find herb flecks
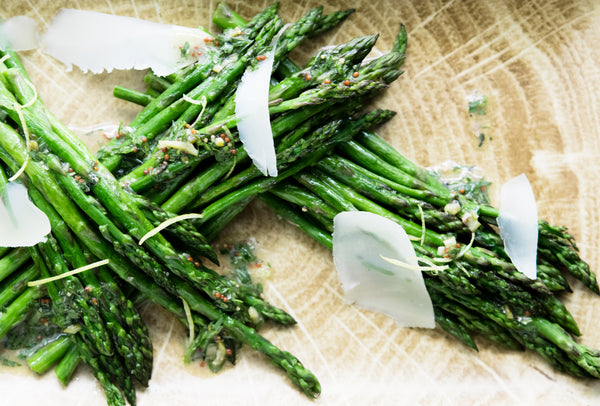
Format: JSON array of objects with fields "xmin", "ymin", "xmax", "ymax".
[
  {"xmin": 468, "ymin": 90, "xmax": 488, "ymax": 116},
  {"xmin": 467, "ymin": 90, "xmax": 491, "ymax": 147}
]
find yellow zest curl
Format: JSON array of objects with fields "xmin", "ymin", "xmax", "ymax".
[
  {"xmin": 138, "ymin": 213, "xmax": 204, "ymax": 246},
  {"xmin": 28, "ymin": 259, "xmax": 110, "ymax": 287}
]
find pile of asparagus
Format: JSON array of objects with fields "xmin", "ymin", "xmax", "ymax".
[
  {"xmin": 0, "ymin": 2, "xmax": 598, "ymax": 406},
  {"xmin": 0, "ymin": 3, "xmax": 410, "ymax": 405}
]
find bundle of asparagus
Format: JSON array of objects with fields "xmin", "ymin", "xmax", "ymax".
[{"xmin": 0, "ymin": 3, "xmax": 409, "ymax": 404}]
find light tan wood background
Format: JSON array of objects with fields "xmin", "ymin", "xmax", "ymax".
[{"xmin": 2, "ymin": 0, "xmax": 600, "ymax": 404}]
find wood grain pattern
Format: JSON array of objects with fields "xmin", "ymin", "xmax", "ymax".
[{"xmin": 1, "ymin": 0, "xmax": 600, "ymax": 404}]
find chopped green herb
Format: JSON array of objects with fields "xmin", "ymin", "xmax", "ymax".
[
  {"xmin": 1, "ymin": 356, "xmax": 21, "ymax": 367},
  {"xmin": 468, "ymin": 90, "xmax": 488, "ymax": 116},
  {"xmin": 180, "ymin": 41, "xmax": 191, "ymax": 58},
  {"xmin": 4, "ymin": 296, "xmax": 62, "ymax": 351},
  {"xmin": 219, "ymin": 241, "xmax": 266, "ymax": 296}
]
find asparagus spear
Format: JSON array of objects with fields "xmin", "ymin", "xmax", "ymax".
[
  {"xmin": 119, "ymin": 20, "xmax": 406, "ymax": 208},
  {"xmin": 0, "ymin": 247, "xmax": 31, "ymax": 284},
  {"xmin": 0, "ymin": 263, "xmax": 39, "ymax": 310},
  {"xmin": 433, "ymin": 308, "xmax": 478, "ymax": 350},
  {"xmin": 3, "ymin": 3, "xmax": 596, "ymax": 402},
  {"xmin": 0, "ymin": 284, "xmax": 42, "ymax": 339},
  {"xmin": 27, "ymin": 335, "xmax": 72, "ymax": 374},
  {"xmin": 26, "ymin": 245, "xmax": 129, "ymax": 406},
  {"xmin": 107, "ymin": 4, "xmax": 350, "ymax": 179},
  {"xmin": 3, "ymin": 67, "xmax": 287, "ymax": 322},
  {"xmin": 195, "ymin": 109, "xmax": 395, "ymax": 226},
  {"xmin": 54, "ymin": 344, "xmax": 81, "ymax": 385}
]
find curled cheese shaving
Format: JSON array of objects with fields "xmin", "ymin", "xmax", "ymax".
[
  {"xmin": 455, "ymin": 232, "xmax": 476, "ymax": 259},
  {"xmin": 19, "ymin": 77, "xmax": 38, "ymax": 109},
  {"xmin": 182, "ymin": 93, "xmax": 206, "ymax": 105}
]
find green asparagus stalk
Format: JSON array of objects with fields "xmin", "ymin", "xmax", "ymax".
[
  {"xmin": 1, "ymin": 63, "xmax": 318, "ymax": 399},
  {"xmin": 2, "ymin": 67, "xmax": 282, "ymax": 321},
  {"xmin": 54, "ymin": 343, "xmax": 81, "ymax": 385},
  {"xmin": 262, "ymin": 189, "xmax": 598, "ymax": 379},
  {"xmin": 433, "ymin": 308, "xmax": 478, "ymax": 350},
  {"xmin": 0, "ymin": 284, "xmax": 42, "ymax": 339},
  {"xmin": 0, "ymin": 247, "xmax": 31, "ymax": 284},
  {"xmin": 113, "ymin": 85, "xmax": 153, "ymax": 107},
  {"xmin": 27, "ymin": 335, "xmax": 72, "ymax": 374},
  {"xmin": 0, "ymin": 263, "xmax": 39, "ymax": 310},
  {"xmin": 194, "ymin": 109, "xmax": 395, "ymax": 226}
]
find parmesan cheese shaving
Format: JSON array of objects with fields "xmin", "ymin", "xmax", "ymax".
[
  {"xmin": 234, "ymin": 27, "xmax": 289, "ymax": 177},
  {"xmin": 497, "ymin": 174, "xmax": 538, "ymax": 279},
  {"xmin": 0, "ymin": 182, "xmax": 50, "ymax": 247},
  {"xmin": 181, "ymin": 296, "xmax": 195, "ymax": 347},
  {"xmin": 182, "ymin": 94, "xmax": 206, "ymax": 105},
  {"xmin": 332, "ymin": 211, "xmax": 435, "ymax": 329},
  {"xmin": 380, "ymin": 255, "xmax": 450, "ymax": 273},
  {"xmin": 0, "ymin": 16, "xmax": 39, "ymax": 51},
  {"xmin": 41, "ymin": 9, "xmax": 212, "ymax": 76}
]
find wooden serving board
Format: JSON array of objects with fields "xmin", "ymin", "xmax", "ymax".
[{"xmin": 1, "ymin": 1, "xmax": 600, "ymax": 404}]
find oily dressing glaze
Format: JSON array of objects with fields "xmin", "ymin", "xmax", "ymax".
[{"xmin": 1, "ymin": 1, "xmax": 600, "ymax": 405}]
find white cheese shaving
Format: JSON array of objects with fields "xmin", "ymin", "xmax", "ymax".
[
  {"xmin": 233, "ymin": 26, "xmax": 290, "ymax": 178},
  {"xmin": 234, "ymin": 51, "xmax": 277, "ymax": 177},
  {"xmin": 0, "ymin": 16, "xmax": 39, "ymax": 51},
  {"xmin": 0, "ymin": 182, "xmax": 51, "ymax": 247},
  {"xmin": 497, "ymin": 173, "xmax": 538, "ymax": 279},
  {"xmin": 332, "ymin": 211, "xmax": 435, "ymax": 329},
  {"xmin": 41, "ymin": 9, "xmax": 211, "ymax": 76}
]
